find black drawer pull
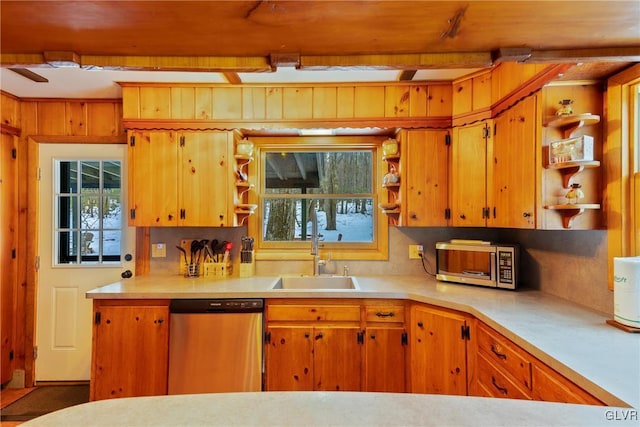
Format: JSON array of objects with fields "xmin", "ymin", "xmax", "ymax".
[
  {"xmin": 375, "ymin": 312, "xmax": 395, "ymax": 318},
  {"xmin": 491, "ymin": 376, "xmax": 508, "ymax": 395},
  {"xmin": 491, "ymin": 344, "xmax": 507, "ymax": 360}
]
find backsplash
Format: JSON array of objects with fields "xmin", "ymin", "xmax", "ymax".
[{"xmin": 148, "ymin": 226, "xmax": 611, "ymax": 315}]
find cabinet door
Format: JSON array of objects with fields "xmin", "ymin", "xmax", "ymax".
[
  {"xmin": 179, "ymin": 131, "xmax": 231, "ymax": 226},
  {"xmin": 91, "ymin": 303, "xmax": 169, "ymax": 400},
  {"xmin": 410, "ymin": 305, "xmax": 468, "ymax": 395},
  {"xmin": 364, "ymin": 326, "xmax": 406, "ymax": 392},
  {"xmin": 404, "ymin": 129, "xmax": 450, "ymax": 226},
  {"xmin": 128, "ymin": 131, "xmax": 178, "ymax": 226},
  {"xmin": 451, "ymin": 122, "xmax": 490, "ymax": 226},
  {"xmin": 264, "ymin": 326, "xmax": 314, "ymax": 391},
  {"xmin": 313, "ymin": 327, "xmax": 361, "ymax": 391},
  {"xmin": 489, "ymin": 97, "xmax": 536, "ymax": 228}
]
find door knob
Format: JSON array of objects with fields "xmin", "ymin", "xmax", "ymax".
[{"xmin": 121, "ymin": 270, "xmax": 133, "ymax": 279}]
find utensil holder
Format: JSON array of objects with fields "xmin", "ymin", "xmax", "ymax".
[
  {"xmin": 185, "ymin": 263, "xmax": 200, "ymax": 278},
  {"xmin": 203, "ymin": 261, "xmax": 233, "ymax": 278}
]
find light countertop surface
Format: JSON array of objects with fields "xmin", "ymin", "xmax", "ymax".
[
  {"xmin": 86, "ymin": 274, "xmax": 640, "ymax": 409},
  {"xmin": 23, "ymin": 392, "xmax": 639, "ymax": 427}
]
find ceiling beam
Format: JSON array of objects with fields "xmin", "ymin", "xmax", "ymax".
[
  {"xmin": 398, "ymin": 70, "xmax": 417, "ymax": 81},
  {"xmin": 300, "ymin": 52, "xmax": 493, "ymax": 70},
  {"xmin": 526, "ymin": 47, "xmax": 640, "ymax": 63}
]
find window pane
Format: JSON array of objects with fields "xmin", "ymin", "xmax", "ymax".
[
  {"xmin": 80, "ymin": 196, "xmax": 101, "ymax": 230},
  {"xmin": 103, "ymin": 161, "xmax": 121, "ymax": 190},
  {"xmin": 103, "ymin": 195, "xmax": 122, "ymax": 229},
  {"xmin": 81, "ymin": 231, "xmax": 97, "ymax": 256},
  {"xmin": 103, "ymin": 230, "xmax": 121, "ymax": 257},
  {"xmin": 263, "ymin": 197, "xmax": 374, "ymax": 243},
  {"xmin": 265, "ymin": 151, "xmax": 372, "ymax": 193},
  {"xmin": 57, "ymin": 195, "xmax": 79, "ymax": 229},
  {"xmin": 58, "ymin": 161, "xmax": 78, "ymax": 193},
  {"xmin": 58, "ymin": 231, "xmax": 78, "ymax": 263},
  {"xmin": 81, "ymin": 161, "xmax": 100, "ymax": 190}
]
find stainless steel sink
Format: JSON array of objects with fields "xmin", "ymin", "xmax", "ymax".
[{"xmin": 271, "ymin": 275, "xmax": 359, "ymax": 290}]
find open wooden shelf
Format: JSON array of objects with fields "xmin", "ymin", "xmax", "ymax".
[
  {"xmin": 543, "ymin": 114, "xmax": 600, "ymax": 139},
  {"xmin": 545, "ymin": 160, "xmax": 600, "ymax": 188},
  {"xmin": 544, "ymin": 203, "xmax": 601, "ymax": 228}
]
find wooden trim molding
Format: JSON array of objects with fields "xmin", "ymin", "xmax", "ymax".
[
  {"xmin": 1, "ymin": 124, "xmax": 21, "ymax": 136},
  {"xmin": 122, "ymin": 117, "xmax": 453, "ymax": 131},
  {"xmin": 605, "ymin": 63, "xmax": 640, "ymax": 289}
]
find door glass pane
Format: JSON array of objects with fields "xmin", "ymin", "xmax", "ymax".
[
  {"xmin": 81, "ymin": 161, "xmax": 100, "ymax": 190},
  {"xmin": 58, "ymin": 231, "xmax": 78, "ymax": 264},
  {"xmin": 57, "ymin": 195, "xmax": 79, "ymax": 229},
  {"xmin": 103, "ymin": 230, "xmax": 121, "ymax": 257},
  {"xmin": 80, "ymin": 195, "xmax": 101, "ymax": 230},
  {"xmin": 58, "ymin": 161, "xmax": 78, "ymax": 194}
]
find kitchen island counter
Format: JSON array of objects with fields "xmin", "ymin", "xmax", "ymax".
[
  {"xmin": 23, "ymin": 391, "xmax": 638, "ymax": 427},
  {"xmin": 86, "ymin": 274, "xmax": 640, "ymax": 409}
]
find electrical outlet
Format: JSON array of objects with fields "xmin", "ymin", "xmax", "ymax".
[{"xmin": 409, "ymin": 244, "xmax": 423, "ymax": 259}]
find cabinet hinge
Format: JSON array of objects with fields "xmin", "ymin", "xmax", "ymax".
[
  {"xmin": 11, "ymin": 148, "xmax": 17, "ymax": 159},
  {"xmin": 445, "ymin": 208, "xmax": 451, "ymax": 220},
  {"xmin": 444, "ymin": 134, "xmax": 451, "ymax": 146},
  {"xmin": 37, "ymin": 167, "xmax": 42, "ymax": 181},
  {"xmin": 33, "ymin": 346, "xmax": 38, "ymax": 360},
  {"xmin": 493, "ymin": 123, "xmax": 497, "ymax": 136},
  {"xmin": 264, "ymin": 331, "xmax": 271, "ymax": 344},
  {"xmin": 129, "ymin": 135, "xmax": 135, "ymax": 146},
  {"xmin": 493, "ymin": 206, "xmax": 496, "ymax": 219},
  {"xmin": 180, "ymin": 209, "xmax": 186, "ymax": 220},
  {"xmin": 34, "ymin": 256, "xmax": 40, "ymax": 272},
  {"xmin": 179, "ymin": 135, "xmax": 185, "ymax": 147},
  {"xmin": 357, "ymin": 331, "xmax": 364, "ymax": 345},
  {"xmin": 9, "ymin": 350, "xmax": 14, "ymax": 361},
  {"xmin": 401, "ymin": 332, "xmax": 408, "ymax": 346},
  {"xmin": 483, "ymin": 124, "xmax": 491, "ymax": 139},
  {"xmin": 461, "ymin": 325, "xmax": 471, "ymax": 341},
  {"xmin": 130, "ymin": 209, "xmax": 136, "ymax": 220},
  {"xmin": 95, "ymin": 312, "xmax": 101, "ymax": 325},
  {"xmin": 11, "ymin": 248, "xmax": 16, "ymax": 259}
]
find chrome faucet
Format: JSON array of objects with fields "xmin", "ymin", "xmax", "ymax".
[{"xmin": 310, "ymin": 204, "xmax": 326, "ymax": 275}]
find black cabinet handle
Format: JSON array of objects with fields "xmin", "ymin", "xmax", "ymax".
[
  {"xmin": 370, "ymin": 334, "xmax": 376, "ymax": 340},
  {"xmin": 491, "ymin": 344, "xmax": 507, "ymax": 360},
  {"xmin": 375, "ymin": 312, "xmax": 395, "ymax": 318},
  {"xmin": 459, "ymin": 214, "xmax": 466, "ymax": 219},
  {"xmin": 417, "ymin": 321, "xmax": 424, "ymax": 328},
  {"xmin": 523, "ymin": 212, "xmax": 531, "ymax": 218},
  {"xmin": 315, "ymin": 332, "xmax": 323, "ymax": 340},
  {"xmin": 491, "ymin": 376, "xmax": 508, "ymax": 395}
]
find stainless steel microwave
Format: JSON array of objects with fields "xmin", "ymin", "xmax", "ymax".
[{"xmin": 435, "ymin": 240, "xmax": 519, "ymax": 289}]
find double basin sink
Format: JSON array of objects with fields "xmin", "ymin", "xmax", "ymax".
[{"xmin": 271, "ymin": 275, "xmax": 359, "ymax": 290}]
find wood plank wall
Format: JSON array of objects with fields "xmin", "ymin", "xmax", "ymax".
[
  {"xmin": 0, "ymin": 92, "xmax": 124, "ymax": 386},
  {"xmin": 121, "ymin": 82, "xmax": 453, "ymax": 127}
]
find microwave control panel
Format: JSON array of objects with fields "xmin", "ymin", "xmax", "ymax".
[{"xmin": 498, "ymin": 249, "xmax": 514, "ymax": 284}]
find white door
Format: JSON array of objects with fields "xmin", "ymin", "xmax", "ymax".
[{"xmin": 37, "ymin": 143, "xmax": 135, "ymax": 381}]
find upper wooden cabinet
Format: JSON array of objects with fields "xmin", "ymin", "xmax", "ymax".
[
  {"xmin": 451, "ymin": 121, "xmax": 491, "ymax": 227},
  {"xmin": 487, "ymin": 96, "xmax": 536, "ymax": 228},
  {"xmin": 402, "ymin": 129, "xmax": 450, "ymax": 227},
  {"xmin": 128, "ymin": 130, "xmax": 233, "ymax": 227}
]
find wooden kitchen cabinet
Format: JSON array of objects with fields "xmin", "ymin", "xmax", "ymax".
[
  {"xmin": 90, "ymin": 300, "xmax": 170, "ymax": 401},
  {"xmin": 409, "ymin": 303, "xmax": 471, "ymax": 395},
  {"xmin": 264, "ymin": 300, "xmax": 362, "ymax": 392},
  {"xmin": 450, "ymin": 121, "xmax": 491, "ymax": 226},
  {"xmin": 488, "ymin": 96, "xmax": 536, "ymax": 228},
  {"xmin": 128, "ymin": 130, "xmax": 233, "ymax": 226},
  {"xmin": 471, "ymin": 320, "xmax": 604, "ymax": 405},
  {"xmin": 402, "ymin": 129, "xmax": 450, "ymax": 226},
  {"xmin": 363, "ymin": 302, "xmax": 407, "ymax": 392}
]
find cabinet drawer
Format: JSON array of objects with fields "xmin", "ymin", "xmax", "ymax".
[
  {"xmin": 477, "ymin": 351, "xmax": 532, "ymax": 400},
  {"xmin": 531, "ymin": 363, "xmax": 604, "ymax": 405},
  {"xmin": 364, "ymin": 305, "xmax": 405, "ymax": 323},
  {"xmin": 267, "ymin": 305, "xmax": 361, "ymax": 322},
  {"xmin": 477, "ymin": 323, "xmax": 532, "ymax": 390}
]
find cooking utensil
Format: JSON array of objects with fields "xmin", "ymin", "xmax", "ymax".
[
  {"xmin": 176, "ymin": 245, "xmax": 188, "ymax": 265},
  {"xmin": 190, "ymin": 240, "xmax": 200, "ymax": 264}
]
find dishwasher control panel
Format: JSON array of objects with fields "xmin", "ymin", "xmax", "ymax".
[{"xmin": 170, "ymin": 298, "xmax": 264, "ymax": 313}]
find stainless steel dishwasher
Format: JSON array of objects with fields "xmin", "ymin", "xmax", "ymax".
[{"xmin": 168, "ymin": 298, "xmax": 263, "ymax": 394}]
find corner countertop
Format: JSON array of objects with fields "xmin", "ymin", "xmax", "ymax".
[
  {"xmin": 86, "ymin": 274, "xmax": 640, "ymax": 409},
  {"xmin": 22, "ymin": 392, "xmax": 639, "ymax": 427}
]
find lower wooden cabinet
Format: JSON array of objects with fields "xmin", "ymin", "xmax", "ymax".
[
  {"xmin": 363, "ymin": 302, "xmax": 407, "ymax": 392},
  {"xmin": 409, "ymin": 303, "xmax": 471, "ymax": 395},
  {"xmin": 470, "ymin": 320, "xmax": 604, "ymax": 406},
  {"xmin": 264, "ymin": 300, "xmax": 362, "ymax": 391},
  {"xmin": 90, "ymin": 300, "xmax": 170, "ymax": 401}
]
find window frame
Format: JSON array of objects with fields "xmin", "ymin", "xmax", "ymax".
[{"xmin": 247, "ymin": 135, "xmax": 389, "ymax": 261}]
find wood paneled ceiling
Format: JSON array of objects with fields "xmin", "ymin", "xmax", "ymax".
[{"xmin": 1, "ymin": 0, "xmax": 639, "ymax": 93}]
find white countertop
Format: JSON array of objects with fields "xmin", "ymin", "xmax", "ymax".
[
  {"xmin": 22, "ymin": 392, "xmax": 639, "ymax": 427},
  {"xmin": 86, "ymin": 274, "xmax": 640, "ymax": 409}
]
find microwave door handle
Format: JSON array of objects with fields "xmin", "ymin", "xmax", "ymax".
[
  {"xmin": 490, "ymin": 252, "xmax": 497, "ymax": 282},
  {"xmin": 462, "ymin": 270, "xmax": 488, "ymax": 276}
]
